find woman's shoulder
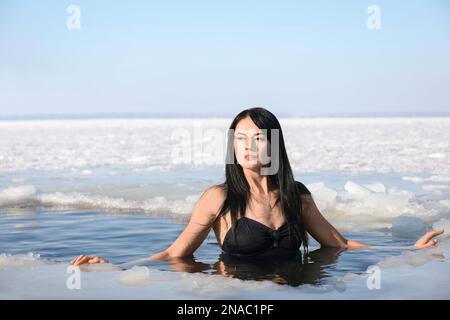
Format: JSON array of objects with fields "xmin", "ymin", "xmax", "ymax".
[
  {"xmin": 203, "ymin": 183, "xmax": 227, "ymax": 199},
  {"xmin": 198, "ymin": 184, "xmax": 227, "ymax": 209},
  {"xmin": 294, "ymin": 180, "xmax": 311, "ymax": 196},
  {"xmin": 191, "ymin": 184, "xmax": 227, "ymax": 221}
]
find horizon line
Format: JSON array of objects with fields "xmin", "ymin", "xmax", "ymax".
[{"xmin": 0, "ymin": 111, "xmax": 449, "ymax": 121}]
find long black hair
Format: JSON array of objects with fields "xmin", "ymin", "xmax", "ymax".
[{"xmin": 216, "ymin": 107, "xmax": 308, "ymax": 252}]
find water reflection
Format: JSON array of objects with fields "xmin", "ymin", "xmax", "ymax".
[
  {"xmin": 213, "ymin": 247, "xmax": 345, "ymax": 286},
  {"xmin": 132, "ymin": 247, "xmax": 345, "ymax": 287}
]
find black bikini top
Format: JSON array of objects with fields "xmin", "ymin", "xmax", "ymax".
[{"xmin": 220, "ymin": 181, "xmax": 311, "ymax": 260}]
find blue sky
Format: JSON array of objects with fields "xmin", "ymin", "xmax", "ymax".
[{"xmin": 1, "ymin": 0, "xmax": 449, "ymax": 117}]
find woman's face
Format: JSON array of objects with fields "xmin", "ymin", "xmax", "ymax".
[{"xmin": 233, "ymin": 116, "xmax": 270, "ymax": 170}]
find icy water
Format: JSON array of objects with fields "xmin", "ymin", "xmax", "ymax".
[
  {"xmin": 1, "ymin": 118, "xmax": 450, "ymax": 299},
  {"xmin": 0, "ymin": 208, "xmax": 416, "ymax": 284}
]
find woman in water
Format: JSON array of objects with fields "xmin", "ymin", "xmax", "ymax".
[{"xmin": 71, "ymin": 107, "xmax": 443, "ymax": 266}]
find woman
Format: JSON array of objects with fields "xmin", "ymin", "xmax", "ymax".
[{"xmin": 71, "ymin": 107, "xmax": 444, "ymax": 266}]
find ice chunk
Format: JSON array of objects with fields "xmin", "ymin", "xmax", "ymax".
[
  {"xmin": 344, "ymin": 181, "xmax": 371, "ymax": 197},
  {"xmin": 390, "ymin": 216, "xmax": 426, "ymax": 237},
  {"xmin": 116, "ymin": 266, "xmax": 150, "ymax": 287},
  {"xmin": 306, "ymin": 182, "xmax": 337, "ymax": 212},
  {"xmin": 402, "ymin": 176, "xmax": 424, "ymax": 184},
  {"xmin": 364, "ymin": 183, "xmax": 386, "ymax": 193},
  {"xmin": 0, "ymin": 252, "xmax": 45, "ymax": 269},
  {"xmin": 0, "ymin": 185, "xmax": 36, "ymax": 207},
  {"xmin": 432, "ymin": 219, "xmax": 450, "ymax": 237}
]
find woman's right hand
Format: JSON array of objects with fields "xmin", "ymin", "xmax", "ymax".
[
  {"xmin": 70, "ymin": 255, "xmax": 108, "ymax": 266},
  {"xmin": 414, "ymin": 229, "xmax": 444, "ymax": 249}
]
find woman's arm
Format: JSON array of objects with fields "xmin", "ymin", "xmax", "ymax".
[
  {"xmin": 71, "ymin": 185, "xmax": 225, "ymax": 266},
  {"xmin": 301, "ymin": 194, "xmax": 368, "ymax": 250},
  {"xmin": 148, "ymin": 186, "xmax": 225, "ymax": 261},
  {"xmin": 301, "ymin": 194, "xmax": 444, "ymax": 250}
]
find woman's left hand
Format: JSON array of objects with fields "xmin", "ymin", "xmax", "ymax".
[
  {"xmin": 414, "ymin": 229, "xmax": 444, "ymax": 249},
  {"xmin": 70, "ymin": 255, "xmax": 108, "ymax": 265}
]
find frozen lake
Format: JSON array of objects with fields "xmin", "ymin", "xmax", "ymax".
[{"xmin": 1, "ymin": 118, "xmax": 449, "ymax": 299}]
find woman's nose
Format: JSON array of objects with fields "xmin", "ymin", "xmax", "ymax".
[{"xmin": 245, "ymin": 138, "xmax": 257, "ymax": 151}]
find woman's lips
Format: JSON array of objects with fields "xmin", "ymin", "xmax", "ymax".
[{"xmin": 244, "ymin": 154, "xmax": 257, "ymax": 160}]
